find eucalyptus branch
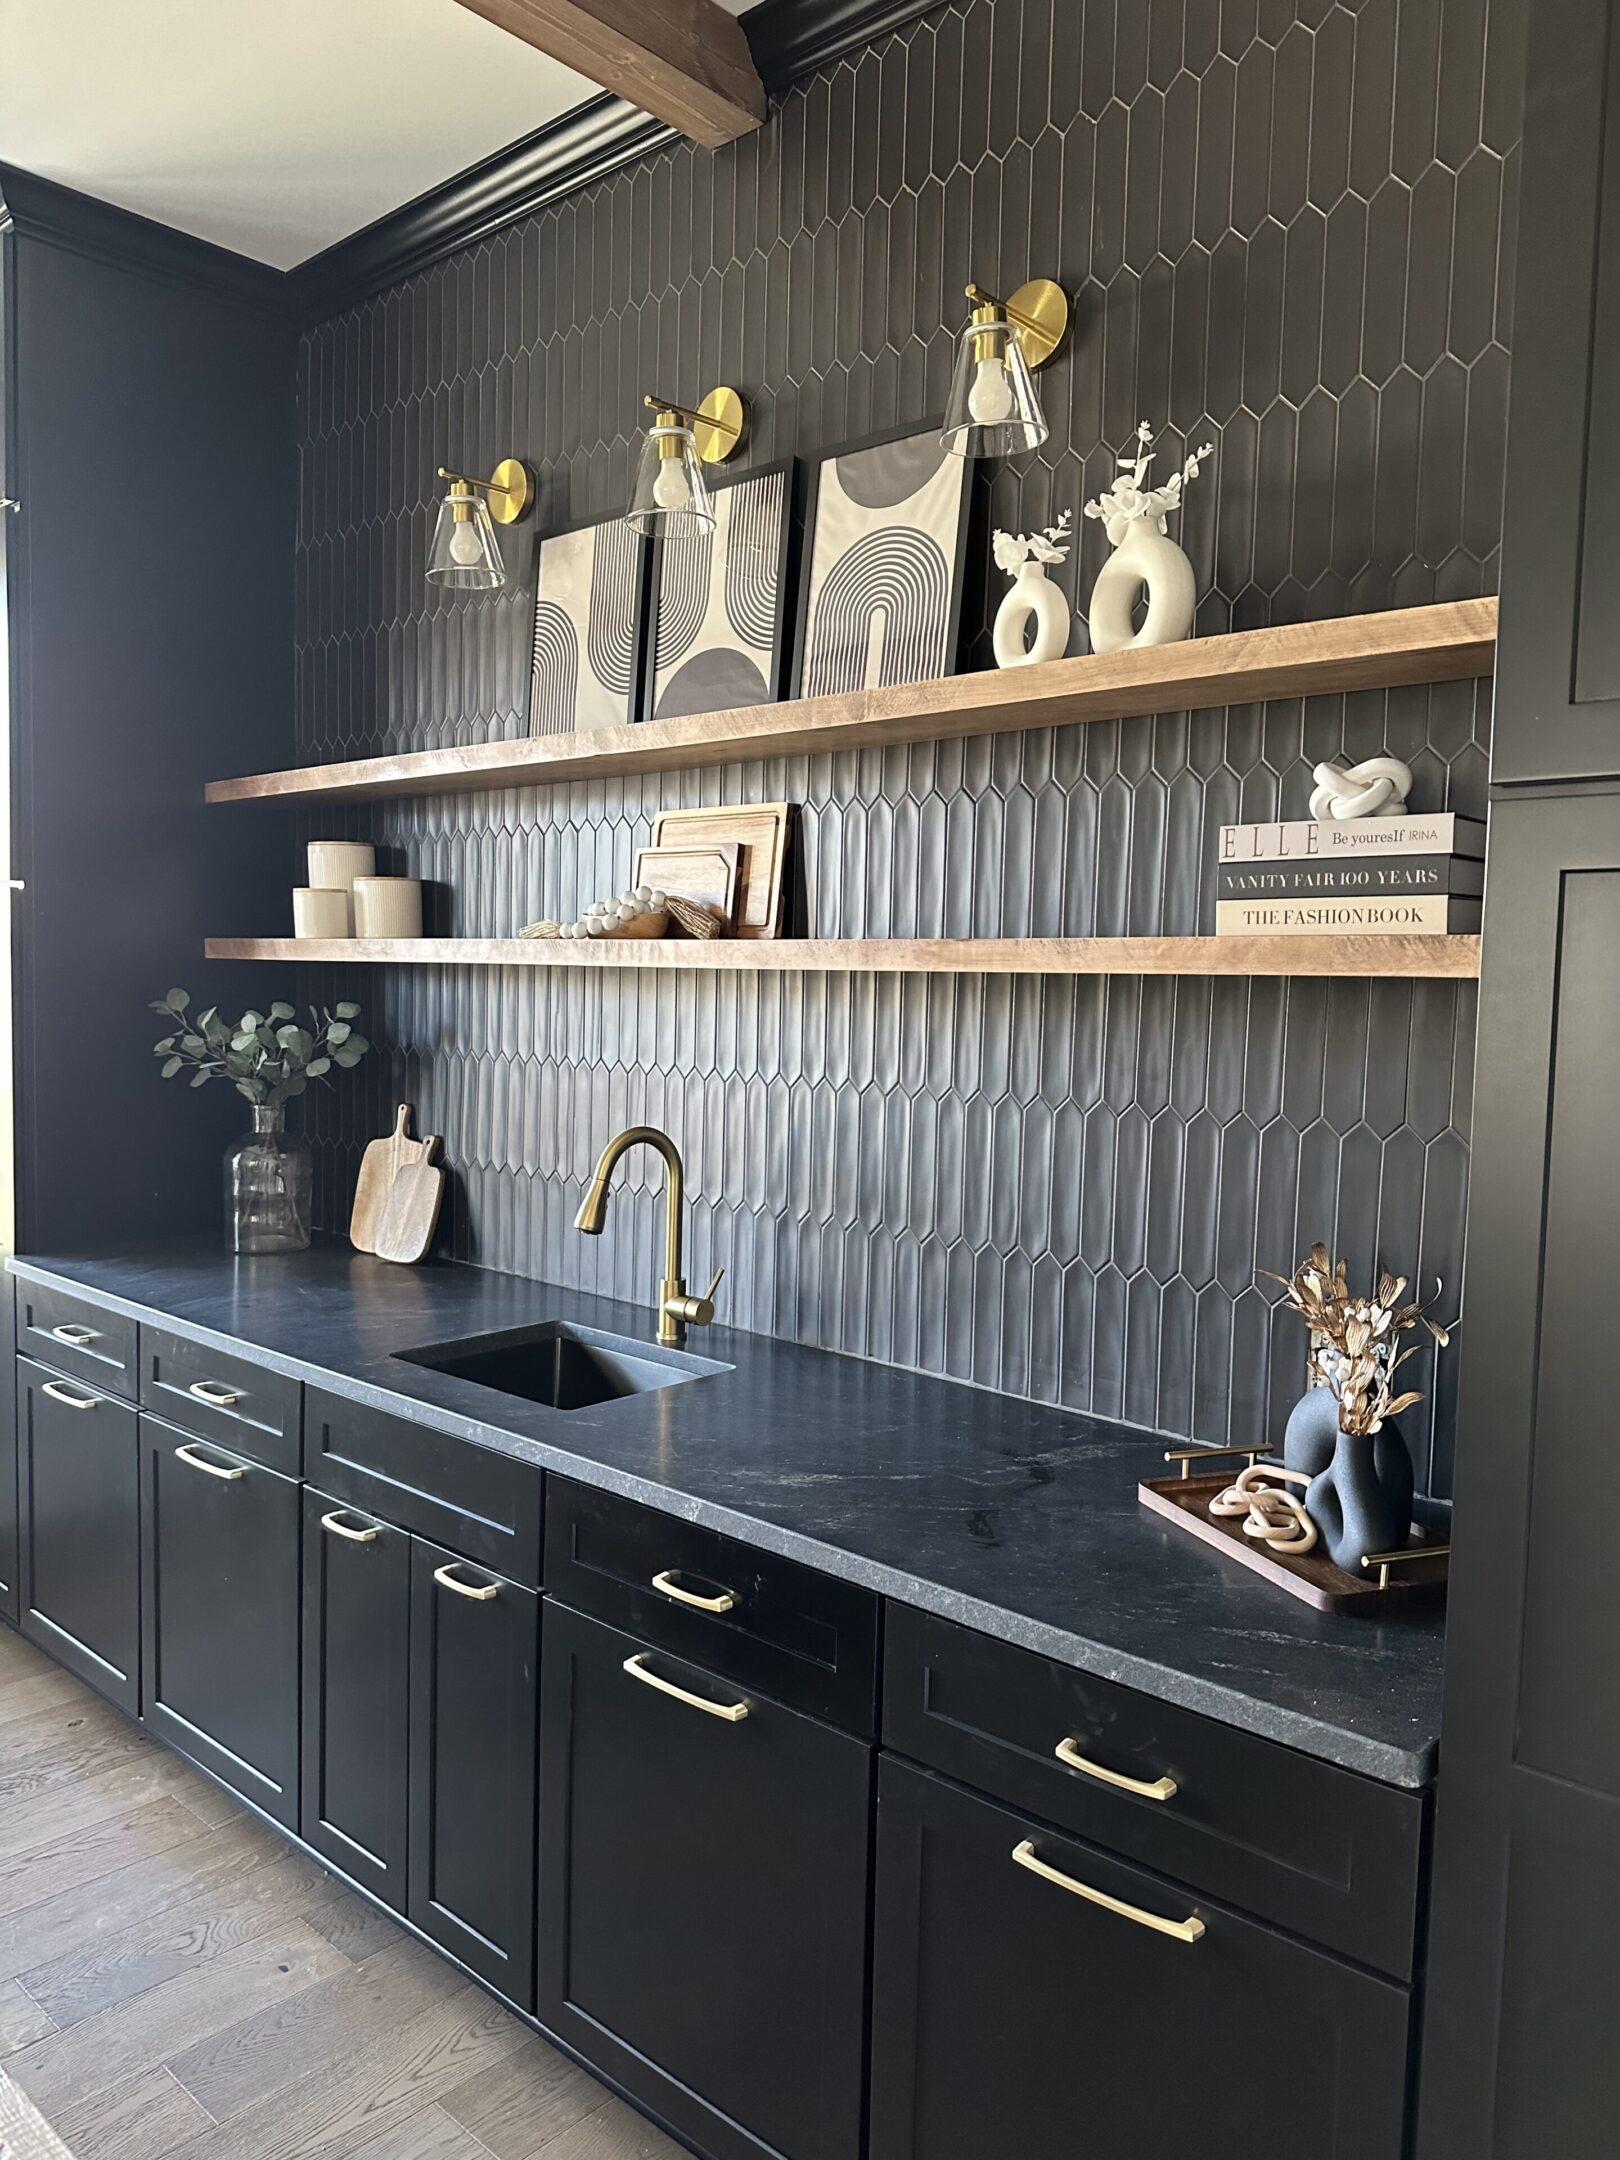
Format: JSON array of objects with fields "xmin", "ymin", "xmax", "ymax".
[{"xmin": 150, "ymin": 989, "xmax": 370, "ymax": 1109}]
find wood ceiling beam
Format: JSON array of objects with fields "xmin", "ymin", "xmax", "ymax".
[{"xmin": 452, "ymin": 0, "xmax": 767, "ymax": 148}]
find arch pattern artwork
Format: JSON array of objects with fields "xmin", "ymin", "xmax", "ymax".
[
  {"xmin": 529, "ymin": 603, "xmax": 580, "ymax": 737},
  {"xmin": 587, "ymin": 520, "xmax": 645, "ymax": 699},
  {"xmin": 653, "ymin": 524, "xmax": 713, "ymax": 675},
  {"xmin": 724, "ymin": 474, "xmax": 785, "ymax": 652},
  {"xmin": 801, "ymin": 529, "xmax": 952, "ymax": 697},
  {"xmin": 798, "ymin": 428, "xmax": 970, "ymax": 700},
  {"xmin": 650, "ymin": 466, "xmax": 791, "ymax": 722},
  {"xmin": 528, "ymin": 518, "xmax": 647, "ymax": 734}
]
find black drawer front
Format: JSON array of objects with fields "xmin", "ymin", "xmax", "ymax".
[
  {"xmin": 883, "ymin": 1606, "xmax": 1423, "ymax": 1980},
  {"xmin": 304, "ymin": 1387, "xmax": 542, "ymax": 1585},
  {"xmin": 15, "ymin": 1280, "xmax": 137, "ymax": 1401},
  {"xmin": 142, "ymin": 1326, "xmax": 300, "ymax": 1475},
  {"xmin": 546, "ymin": 1477, "xmax": 880, "ymax": 1735}
]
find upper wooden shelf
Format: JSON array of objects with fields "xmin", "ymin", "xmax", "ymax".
[
  {"xmin": 205, "ymin": 935, "xmax": 1482, "ymax": 980},
  {"xmin": 205, "ymin": 599, "xmax": 1498, "ymax": 806}
]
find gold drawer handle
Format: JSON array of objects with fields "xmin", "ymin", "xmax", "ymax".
[
  {"xmin": 50, "ymin": 1322, "xmax": 98, "ymax": 1347},
  {"xmin": 623, "ymin": 1652, "xmax": 748, "ymax": 1723},
  {"xmin": 174, "ymin": 1443, "xmax": 246, "ymax": 1482},
  {"xmin": 651, "ymin": 1568, "xmax": 737, "ymax": 1613},
  {"xmin": 41, "ymin": 1380, "xmax": 99, "ymax": 1411},
  {"xmin": 321, "ymin": 1510, "xmax": 379, "ymax": 1544},
  {"xmin": 188, "ymin": 1379, "xmax": 243, "ymax": 1409},
  {"xmin": 1054, "ymin": 1737, "xmax": 1178, "ymax": 1803},
  {"xmin": 1011, "ymin": 1841, "xmax": 1205, "ymax": 1944},
  {"xmin": 433, "ymin": 1563, "xmax": 498, "ymax": 1602}
]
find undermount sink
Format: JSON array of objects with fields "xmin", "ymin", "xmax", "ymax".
[{"xmin": 393, "ymin": 1319, "xmax": 731, "ymax": 1412}]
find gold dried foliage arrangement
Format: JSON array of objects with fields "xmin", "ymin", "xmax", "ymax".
[{"xmin": 1263, "ymin": 1243, "xmax": 1452, "ymax": 1438}]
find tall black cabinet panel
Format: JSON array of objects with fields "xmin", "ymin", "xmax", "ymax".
[
  {"xmin": 407, "ymin": 1538, "xmax": 538, "ymax": 2008},
  {"xmin": 139, "ymin": 1416, "xmax": 301, "ymax": 1827},
  {"xmin": 16, "ymin": 1355, "xmax": 138, "ymax": 1709},
  {"xmin": 0, "ymin": 1290, "xmax": 17, "ymax": 1626},
  {"xmin": 870, "ymin": 1758, "xmax": 1409, "ymax": 2160},
  {"xmin": 300, "ymin": 1488, "xmax": 411, "ymax": 1910},
  {"xmin": 1491, "ymin": 0, "xmax": 1620, "ymax": 783},
  {"xmin": 1419, "ymin": 796, "xmax": 1620, "ymax": 2155}
]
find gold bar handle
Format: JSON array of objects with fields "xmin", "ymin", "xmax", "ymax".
[
  {"xmin": 1054, "ymin": 1737, "xmax": 1178, "ymax": 1802},
  {"xmin": 188, "ymin": 1379, "xmax": 243, "ymax": 1409},
  {"xmin": 623, "ymin": 1652, "xmax": 748, "ymax": 1723},
  {"xmin": 1359, "ymin": 1542, "xmax": 1452, "ymax": 1590},
  {"xmin": 651, "ymin": 1568, "xmax": 737, "ymax": 1614},
  {"xmin": 322, "ymin": 1510, "xmax": 380, "ymax": 1544},
  {"xmin": 433, "ymin": 1563, "xmax": 498, "ymax": 1602},
  {"xmin": 1162, "ymin": 1443, "xmax": 1273, "ymax": 1483},
  {"xmin": 50, "ymin": 1322, "xmax": 98, "ymax": 1347},
  {"xmin": 174, "ymin": 1443, "xmax": 246, "ymax": 1482},
  {"xmin": 41, "ymin": 1380, "xmax": 99, "ymax": 1411},
  {"xmin": 1011, "ymin": 1840, "xmax": 1205, "ymax": 1943}
]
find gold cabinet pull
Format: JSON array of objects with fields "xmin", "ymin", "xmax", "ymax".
[
  {"xmin": 623, "ymin": 1651, "xmax": 748, "ymax": 1723},
  {"xmin": 651, "ymin": 1568, "xmax": 737, "ymax": 1614},
  {"xmin": 433, "ymin": 1563, "xmax": 498, "ymax": 1602},
  {"xmin": 1054, "ymin": 1736, "xmax": 1178, "ymax": 1803},
  {"xmin": 173, "ymin": 1442, "xmax": 246, "ymax": 1482},
  {"xmin": 1011, "ymin": 1840, "xmax": 1205, "ymax": 1943},
  {"xmin": 321, "ymin": 1510, "xmax": 380, "ymax": 1544},
  {"xmin": 50, "ymin": 1322, "xmax": 98, "ymax": 1347},
  {"xmin": 40, "ymin": 1380, "xmax": 99, "ymax": 1411},
  {"xmin": 188, "ymin": 1379, "xmax": 243, "ymax": 1409}
]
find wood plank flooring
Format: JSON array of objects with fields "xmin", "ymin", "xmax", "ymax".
[{"xmin": 0, "ymin": 1624, "xmax": 686, "ymax": 2160}]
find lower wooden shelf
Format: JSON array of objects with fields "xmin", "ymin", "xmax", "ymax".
[{"xmin": 205, "ymin": 935, "xmax": 1482, "ymax": 979}]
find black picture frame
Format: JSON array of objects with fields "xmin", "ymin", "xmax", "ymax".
[
  {"xmin": 527, "ymin": 507, "xmax": 652, "ymax": 737},
  {"xmin": 641, "ymin": 458, "xmax": 800, "ymax": 724},
  {"xmin": 789, "ymin": 419, "xmax": 974, "ymax": 701}
]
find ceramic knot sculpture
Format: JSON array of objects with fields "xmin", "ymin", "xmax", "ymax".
[
  {"xmin": 1307, "ymin": 755, "xmax": 1414, "ymax": 821},
  {"xmin": 991, "ymin": 511, "xmax": 1074, "ymax": 668},
  {"xmin": 1082, "ymin": 422, "xmax": 1214, "ymax": 653}
]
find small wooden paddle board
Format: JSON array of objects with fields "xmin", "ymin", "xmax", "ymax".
[
  {"xmin": 350, "ymin": 1105, "xmax": 429, "ymax": 1252},
  {"xmin": 373, "ymin": 1141, "xmax": 445, "ymax": 1265}
]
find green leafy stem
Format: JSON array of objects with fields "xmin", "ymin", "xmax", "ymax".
[{"xmin": 150, "ymin": 989, "xmax": 370, "ymax": 1109}]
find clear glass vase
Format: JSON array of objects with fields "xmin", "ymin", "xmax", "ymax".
[{"xmin": 224, "ymin": 1103, "xmax": 312, "ymax": 1255}]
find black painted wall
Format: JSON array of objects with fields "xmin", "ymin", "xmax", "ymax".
[
  {"xmin": 2, "ymin": 176, "xmax": 295, "ymax": 1248},
  {"xmin": 294, "ymin": 0, "xmax": 1523, "ymax": 1495}
]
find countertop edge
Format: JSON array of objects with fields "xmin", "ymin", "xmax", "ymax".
[{"xmin": 7, "ymin": 1256, "xmax": 1438, "ymax": 1790}]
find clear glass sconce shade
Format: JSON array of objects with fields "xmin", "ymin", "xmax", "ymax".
[
  {"xmin": 426, "ymin": 485, "xmax": 506, "ymax": 589},
  {"xmin": 626, "ymin": 426, "xmax": 716, "ymax": 537},
  {"xmin": 942, "ymin": 320, "xmax": 1049, "ymax": 458}
]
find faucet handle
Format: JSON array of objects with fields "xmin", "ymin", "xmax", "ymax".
[{"xmin": 665, "ymin": 1268, "xmax": 726, "ymax": 1331}]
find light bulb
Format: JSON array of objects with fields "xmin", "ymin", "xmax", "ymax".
[
  {"xmin": 653, "ymin": 458, "xmax": 692, "ymax": 512},
  {"xmin": 968, "ymin": 357, "xmax": 1016, "ymax": 426},
  {"xmin": 448, "ymin": 519, "xmax": 486, "ymax": 566}
]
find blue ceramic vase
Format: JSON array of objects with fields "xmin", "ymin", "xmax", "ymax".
[{"xmin": 1284, "ymin": 1386, "xmax": 1415, "ymax": 1575}]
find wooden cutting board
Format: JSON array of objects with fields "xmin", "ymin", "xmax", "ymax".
[
  {"xmin": 651, "ymin": 804, "xmax": 794, "ymax": 937},
  {"xmin": 350, "ymin": 1106, "xmax": 431, "ymax": 1253},
  {"xmin": 632, "ymin": 842, "xmax": 741, "ymax": 923},
  {"xmin": 373, "ymin": 1142, "xmax": 445, "ymax": 1265}
]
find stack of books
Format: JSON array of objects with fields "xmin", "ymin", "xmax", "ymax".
[{"xmin": 1215, "ymin": 813, "xmax": 1486, "ymax": 937}]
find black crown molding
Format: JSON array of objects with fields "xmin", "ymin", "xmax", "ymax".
[
  {"xmin": 0, "ymin": 164, "xmax": 290, "ymax": 319},
  {"xmin": 286, "ymin": 0, "xmax": 946, "ymax": 325}
]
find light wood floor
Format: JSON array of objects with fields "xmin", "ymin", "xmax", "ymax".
[{"xmin": 0, "ymin": 1621, "xmax": 687, "ymax": 2160}]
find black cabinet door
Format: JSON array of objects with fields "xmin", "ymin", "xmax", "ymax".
[
  {"xmin": 538, "ymin": 1602, "xmax": 871, "ymax": 2160},
  {"xmin": 300, "ymin": 1488, "xmax": 410, "ymax": 1909},
  {"xmin": 139, "ymin": 1415, "xmax": 301, "ymax": 1826},
  {"xmin": 871, "ymin": 1759, "xmax": 1410, "ymax": 2160},
  {"xmin": 1418, "ymin": 794, "xmax": 1620, "ymax": 2156},
  {"xmin": 408, "ymin": 1537, "xmax": 538, "ymax": 2007},
  {"xmin": 1, "ymin": 1293, "xmax": 19, "ymax": 1625},
  {"xmin": 16, "ymin": 1355, "xmax": 139, "ymax": 1710},
  {"xmin": 1492, "ymin": 0, "xmax": 1620, "ymax": 782}
]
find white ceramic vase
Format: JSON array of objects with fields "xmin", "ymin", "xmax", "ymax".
[
  {"xmin": 993, "ymin": 560, "xmax": 1072, "ymax": 669},
  {"xmin": 1087, "ymin": 523, "xmax": 1197, "ymax": 653}
]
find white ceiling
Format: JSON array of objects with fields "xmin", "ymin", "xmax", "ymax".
[{"xmin": 0, "ymin": 0, "xmax": 750, "ymax": 272}]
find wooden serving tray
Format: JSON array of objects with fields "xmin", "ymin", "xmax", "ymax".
[{"xmin": 1139, "ymin": 1471, "xmax": 1450, "ymax": 1613}]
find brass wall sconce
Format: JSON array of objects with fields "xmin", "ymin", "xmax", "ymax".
[
  {"xmin": 626, "ymin": 388, "xmax": 748, "ymax": 536},
  {"xmin": 942, "ymin": 279, "xmax": 1070, "ymax": 459},
  {"xmin": 426, "ymin": 458, "xmax": 533, "ymax": 590}
]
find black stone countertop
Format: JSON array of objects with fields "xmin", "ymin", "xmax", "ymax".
[{"xmin": 9, "ymin": 1242, "xmax": 1446, "ymax": 1787}]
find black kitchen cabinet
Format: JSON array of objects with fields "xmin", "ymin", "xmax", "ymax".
[
  {"xmin": 870, "ymin": 1757, "xmax": 1410, "ymax": 2160},
  {"xmin": 16, "ymin": 1354, "xmax": 139, "ymax": 1710},
  {"xmin": 0, "ymin": 1290, "xmax": 18, "ymax": 1626},
  {"xmin": 140, "ymin": 1414, "xmax": 301, "ymax": 1827},
  {"xmin": 301, "ymin": 1486, "xmax": 410, "ymax": 1910},
  {"xmin": 408, "ymin": 1535, "xmax": 539, "ymax": 2007},
  {"xmin": 538, "ymin": 1601, "xmax": 872, "ymax": 2160}
]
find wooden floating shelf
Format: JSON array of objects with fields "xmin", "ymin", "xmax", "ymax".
[
  {"xmin": 205, "ymin": 599, "xmax": 1498, "ymax": 806},
  {"xmin": 206, "ymin": 935, "xmax": 1483, "ymax": 980}
]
